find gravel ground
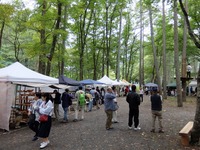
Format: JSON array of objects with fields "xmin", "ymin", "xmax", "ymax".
[{"xmin": 0, "ymin": 95, "xmax": 199, "ymax": 150}]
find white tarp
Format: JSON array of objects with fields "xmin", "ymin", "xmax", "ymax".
[
  {"xmin": 0, "ymin": 62, "xmax": 58, "ymax": 131},
  {"xmin": 0, "ymin": 83, "xmax": 15, "ymax": 131}
]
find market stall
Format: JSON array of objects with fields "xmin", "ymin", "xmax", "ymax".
[{"xmin": 0, "ymin": 62, "xmax": 58, "ymax": 131}]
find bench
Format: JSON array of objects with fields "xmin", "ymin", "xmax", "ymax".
[{"xmin": 179, "ymin": 121, "xmax": 194, "ymax": 146}]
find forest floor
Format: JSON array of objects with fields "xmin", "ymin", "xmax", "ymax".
[{"xmin": 0, "ymin": 95, "xmax": 199, "ymax": 150}]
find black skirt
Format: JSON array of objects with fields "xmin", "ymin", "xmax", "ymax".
[{"xmin": 38, "ymin": 116, "xmax": 52, "ymax": 138}]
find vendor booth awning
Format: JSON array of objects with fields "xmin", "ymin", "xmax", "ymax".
[
  {"xmin": 0, "ymin": 62, "xmax": 58, "ymax": 84},
  {"xmin": 59, "ymin": 75, "xmax": 80, "ymax": 86},
  {"xmin": 0, "ymin": 62, "xmax": 58, "ymax": 131},
  {"xmin": 80, "ymin": 79, "xmax": 104, "ymax": 85},
  {"xmin": 167, "ymin": 83, "xmax": 176, "ymax": 88},
  {"xmin": 98, "ymin": 75, "xmax": 120, "ymax": 86}
]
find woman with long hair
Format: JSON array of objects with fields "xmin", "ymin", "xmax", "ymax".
[{"xmin": 38, "ymin": 93, "xmax": 53, "ymax": 149}]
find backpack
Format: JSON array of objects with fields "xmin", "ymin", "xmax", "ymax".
[
  {"xmin": 79, "ymin": 92, "xmax": 85, "ymax": 106},
  {"xmin": 68, "ymin": 94, "xmax": 72, "ymax": 106}
]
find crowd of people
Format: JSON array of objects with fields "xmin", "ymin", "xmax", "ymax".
[{"xmin": 9, "ymin": 84, "xmax": 164, "ymax": 149}]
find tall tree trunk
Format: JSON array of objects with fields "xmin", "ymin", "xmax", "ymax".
[
  {"xmin": 0, "ymin": 20, "xmax": 5, "ymax": 50},
  {"xmin": 92, "ymin": 9, "xmax": 97, "ymax": 80},
  {"xmin": 179, "ymin": 0, "xmax": 200, "ymax": 144},
  {"xmin": 46, "ymin": 1, "xmax": 62, "ymax": 76},
  {"xmin": 102, "ymin": 30, "xmax": 106, "ymax": 77},
  {"xmin": 79, "ymin": 1, "xmax": 93, "ymax": 80},
  {"xmin": 181, "ymin": 0, "xmax": 188, "ymax": 102},
  {"xmin": 149, "ymin": 4, "xmax": 162, "ymax": 93},
  {"xmin": 38, "ymin": 0, "xmax": 47, "ymax": 74},
  {"xmin": 105, "ymin": 1, "xmax": 109, "ymax": 77},
  {"xmin": 116, "ymin": 8, "xmax": 122, "ymax": 81},
  {"xmin": 139, "ymin": 0, "xmax": 144, "ymax": 87},
  {"xmin": 174, "ymin": 0, "xmax": 183, "ymax": 107},
  {"xmin": 60, "ymin": 5, "xmax": 68, "ymax": 76},
  {"xmin": 162, "ymin": 0, "xmax": 167, "ymax": 99}
]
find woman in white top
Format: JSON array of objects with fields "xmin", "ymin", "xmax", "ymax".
[
  {"xmin": 112, "ymin": 86, "xmax": 118, "ymax": 123},
  {"xmin": 38, "ymin": 93, "xmax": 53, "ymax": 149},
  {"xmin": 28, "ymin": 93, "xmax": 43, "ymax": 141}
]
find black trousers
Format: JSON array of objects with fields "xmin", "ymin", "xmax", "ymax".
[
  {"xmin": 128, "ymin": 109, "xmax": 139, "ymax": 128},
  {"xmin": 140, "ymin": 94, "xmax": 143, "ymax": 102},
  {"xmin": 187, "ymin": 71, "xmax": 191, "ymax": 78},
  {"xmin": 29, "ymin": 121, "xmax": 40, "ymax": 137}
]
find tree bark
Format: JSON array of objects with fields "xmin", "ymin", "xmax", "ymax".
[
  {"xmin": 0, "ymin": 20, "xmax": 5, "ymax": 50},
  {"xmin": 46, "ymin": 1, "xmax": 62, "ymax": 76},
  {"xmin": 79, "ymin": 0, "xmax": 93, "ymax": 80},
  {"xmin": 38, "ymin": 0, "xmax": 47, "ymax": 74},
  {"xmin": 181, "ymin": 0, "xmax": 188, "ymax": 102},
  {"xmin": 139, "ymin": 0, "xmax": 144, "ymax": 88},
  {"xmin": 149, "ymin": 4, "xmax": 162, "ymax": 93},
  {"xmin": 60, "ymin": 5, "xmax": 68, "ymax": 76},
  {"xmin": 174, "ymin": 0, "xmax": 182, "ymax": 107},
  {"xmin": 116, "ymin": 8, "xmax": 122, "ymax": 81},
  {"xmin": 162, "ymin": 0, "xmax": 167, "ymax": 100}
]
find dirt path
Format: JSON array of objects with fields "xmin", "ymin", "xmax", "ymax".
[{"xmin": 0, "ymin": 95, "xmax": 199, "ymax": 150}]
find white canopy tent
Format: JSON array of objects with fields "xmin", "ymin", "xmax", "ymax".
[
  {"xmin": 0, "ymin": 62, "xmax": 58, "ymax": 131},
  {"xmin": 189, "ymin": 80, "xmax": 197, "ymax": 87},
  {"xmin": 98, "ymin": 75, "xmax": 120, "ymax": 86},
  {"xmin": 114, "ymin": 79, "xmax": 129, "ymax": 86}
]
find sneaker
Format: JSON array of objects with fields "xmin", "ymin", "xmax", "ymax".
[
  {"xmin": 150, "ymin": 129, "xmax": 155, "ymax": 133},
  {"xmin": 128, "ymin": 126, "xmax": 132, "ymax": 130},
  {"xmin": 134, "ymin": 126, "xmax": 141, "ymax": 131},
  {"xmin": 159, "ymin": 130, "xmax": 164, "ymax": 133},
  {"xmin": 113, "ymin": 121, "xmax": 119, "ymax": 123},
  {"xmin": 40, "ymin": 140, "xmax": 50, "ymax": 146},
  {"xmin": 32, "ymin": 136, "xmax": 38, "ymax": 141},
  {"xmin": 106, "ymin": 127, "xmax": 114, "ymax": 130},
  {"xmin": 61, "ymin": 120, "xmax": 68, "ymax": 123},
  {"xmin": 15, "ymin": 126, "xmax": 21, "ymax": 129},
  {"xmin": 40, "ymin": 141, "xmax": 50, "ymax": 149},
  {"xmin": 73, "ymin": 119, "xmax": 78, "ymax": 122}
]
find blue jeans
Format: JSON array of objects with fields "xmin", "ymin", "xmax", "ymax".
[
  {"xmin": 88, "ymin": 99, "xmax": 93, "ymax": 111},
  {"xmin": 63, "ymin": 107, "xmax": 68, "ymax": 121}
]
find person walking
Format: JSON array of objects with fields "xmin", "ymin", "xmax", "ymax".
[
  {"xmin": 53, "ymin": 90, "xmax": 61, "ymax": 120},
  {"xmin": 95, "ymin": 89, "xmax": 101, "ymax": 110},
  {"xmin": 139, "ymin": 87, "xmax": 144, "ymax": 102},
  {"xmin": 28, "ymin": 93, "xmax": 43, "ymax": 141},
  {"xmin": 104, "ymin": 87, "xmax": 116, "ymax": 130},
  {"xmin": 38, "ymin": 93, "xmax": 53, "ymax": 149},
  {"xmin": 89, "ymin": 87, "xmax": 96, "ymax": 111},
  {"xmin": 74, "ymin": 86, "xmax": 85, "ymax": 121},
  {"xmin": 112, "ymin": 86, "xmax": 118, "ymax": 123},
  {"xmin": 150, "ymin": 88, "xmax": 164, "ymax": 133},
  {"xmin": 126, "ymin": 85, "xmax": 141, "ymax": 131},
  {"xmin": 61, "ymin": 88, "xmax": 73, "ymax": 122},
  {"xmin": 85, "ymin": 92, "xmax": 93, "ymax": 112}
]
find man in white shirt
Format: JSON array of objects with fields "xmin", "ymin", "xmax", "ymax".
[{"xmin": 187, "ymin": 63, "xmax": 192, "ymax": 78}]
